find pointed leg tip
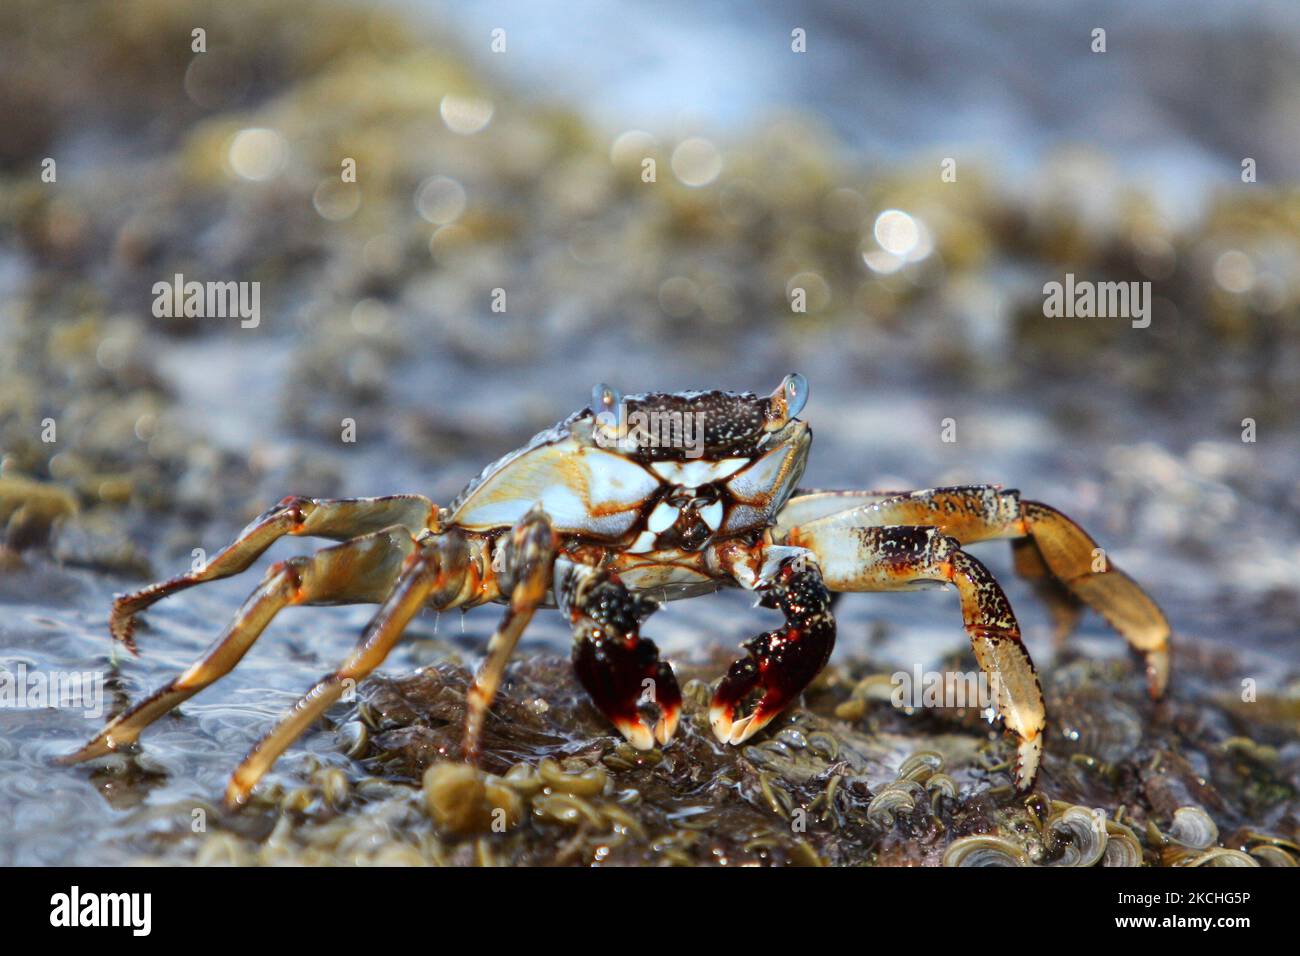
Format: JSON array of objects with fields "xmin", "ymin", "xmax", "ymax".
[
  {"xmin": 709, "ymin": 703, "xmax": 771, "ymax": 746},
  {"xmin": 223, "ymin": 780, "xmax": 253, "ymax": 811},
  {"xmin": 615, "ymin": 719, "xmax": 656, "ymax": 751},
  {"xmin": 1013, "ymin": 735, "xmax": 1043, "ymax": 793},
  {"xmin": 708, "ymin": 704, "xmax": 732, "ymax": 744},
  {"xmin": 727, "ymin": 715, "xmax": 758, "ymax": 745},
  {"xmin": 58, "ymin": 734, "xmax": 121, "ymax": 765},
  {"xmin": 109, "ymin": 615, "xmax": 140, "ymax": 656},
  {"xmin": 1145, "ymin": 648, "xmax": 1171, "ymax": 699},
  {"xmin": 653, "ymin": 708, "xmax": 679, "ymax": 747}
]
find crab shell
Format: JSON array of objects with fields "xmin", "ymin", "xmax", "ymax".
[{"xmin": 448, "ymin": 375, "xmax": 811, "ymax": 586}]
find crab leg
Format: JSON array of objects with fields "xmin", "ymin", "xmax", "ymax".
[
  {"xmin": 1010, "ymin": 536, "xmax": 1084, "ymax": 644},
  {"xmin": 779, "ymin": 485, "xmax": 1171, "ymax": 697},
  {"xmin": 785, "ymin": 520, "xmax": 1045, "ymax": 791},
  {"xmin": 710, "ymin": 557, "xmax": 837, "ymax": 746},
  {"xmin": 463, "ymin": 506, "xmax": 556, "ymax": 760},
  {"xmin": 225, "ymin": 530, "xmax": 471, "ymax": 807},
  {"xmin": 558, "ymin": 560, "xmax": 682, "ymax": 750},
  {"xmin": 774, "ymin": 489, "xmax": 905, "ymax": 533},
  {"xmin": 62, "ymin": 526, "xmax": 421, "ymax": 765},
  {"xmin": 109, "ymin": 494, "xmax": 438, "ymax": 651},
  {"xmin": 1017, "ymin": 499, "xmax": 1169, "ymax": 696}
]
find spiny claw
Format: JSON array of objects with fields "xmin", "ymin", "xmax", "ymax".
[
  {"xmin": 709, "ymin": 562, "xmax": 837, "ymax": 748},
  {"xmin": 574, "ymin": 636, "xmax": 682, "ymax": 750},
  {"xmin": 708, "ymin": 651, "xmax": 773, "ymax": 744},
  {"xmin": 710, "ymin": 650, "xmax": 762, "ymax": 745},
  {"xmin": 612, "ymin": 699, "xmax": 679, "ymax": 749},
  {"xmin": 708, "ymin": 646, "xmax": 792, "ymax": 745},
  {"xmin": 613, "ymin": 716, "xmax": 656, "ymax": 751},
  {"xmin": 654, "ymin": 699, "xmax": 680, "ymax": 746},
  {"xmin": 709, "ymin": 702, "xmax": 777, "ymax": 746}
]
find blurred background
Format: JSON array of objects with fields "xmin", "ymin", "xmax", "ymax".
[{"xmin": 0, "ymin": 0, "xmax": 1297, "ymax": 865}]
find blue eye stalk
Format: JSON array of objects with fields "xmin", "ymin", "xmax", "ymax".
[
  {"xmin": 765, "ymin": 372, "xmax": 808, "ymax": 429},
  {"xmin": 592, "ymin": 383, "xmax": 622, "ymax": 418}
]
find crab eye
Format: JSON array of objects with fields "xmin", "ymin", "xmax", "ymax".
[
  {"xmin": 591, "ymin": 383, "xmax": 621, "ymax": 419},
  {"xmin": 765, "ymin": 372, "xmax": 808, "ymax": 428},
  {"xmin": 783, "ymin": 372, "xmax": 809, "ymax": 419}
]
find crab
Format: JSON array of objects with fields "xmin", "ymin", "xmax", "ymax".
[{"xmin": 63, "ymin": 375, "xmax": 1171, "ymax": 807}]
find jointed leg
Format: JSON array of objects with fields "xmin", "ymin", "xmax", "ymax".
[
  {"xmin": 1010, "ymin": 536, "xmax": 1083, "ymax": 643},
  {"xmin": 62, "ymin": 526, "xmax": 421, "ymax": 764},
  {"xmin": 774, "ymin": 489, "xmax": 904, "ymax": 536},
  {"xmin": 225, "ymin": 529, "xmax": 472, "ymax": 807},
  {"xmin": 110, "ymin": 494, "xmax": 438, "ymax": 651},
  {"xmin": 946, "ymin": 545, "xmax": 1045, "ymax": 791},
  {"xmin": 1018, "ymin": 500, "xmax": 1169, "ymax": 696},
  {"xmin": 781, "ymin": 485, "xmax": 1171, "ymax": 697},
  {"xmin": 462, "ymin": 506, "xmax": 556, "ymax": 760},
  {"xmin": 784, "ymin": 521, "xmax": 1045, "ymax": 791},
  {"xmin": 558, "ymin": 560, "xmax": 682, "ymax": 749}
]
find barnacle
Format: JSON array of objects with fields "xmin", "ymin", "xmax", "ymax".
[
  {"xmin": 1248, "ymin": 845, "xmax": 1297, "ymax": 867},
  {"xmin": 537, "ymin": 758, "xmax": 607, "ymax": 797},
  {"xmin": 1041, "ymin": 805, "xmax": 1108, "ymax": 867},
  {"xmin": 926, "ymin": 773, "xmax": 959, "ymax": 801},
  {"xmin": 867, "ymin": 780, "xmax": 923, "ymax": 827},
  {"xmin": 897, "ymin": 750, "xmax": 945, "ymax": 784},
  {"xmin": 422, "ymin": 762, "xmax": 523, "ymax": 835},
  {"xmin": 943, "ymin": 835, "xmax": 1031, "ymax": 867},
  {"xmin": 1167, "ymin": 806, "xmax": 1219, "ymax": 850},
  {"xmin": 1181, "ymin": 848, "xmax": 1259, "ymax": 867},
  {"xmin": 1101, "ymin": 820, "xmax": 1145, "ymax": 867}
]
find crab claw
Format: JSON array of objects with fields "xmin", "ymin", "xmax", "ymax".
[
  {"xmin": 708, "ymin": 639, "xmax": 793, "ymax": 745},
  {"xmin": 573, "ymin": 635, "xmax": 682, "ymax": 750},
  {"xmin": 709, "ymin": 561, "xmax": 836, "ymax": 747},
  {"xmin": 710, "ymin": 682, "xmax": 773, "ymax": 745}
]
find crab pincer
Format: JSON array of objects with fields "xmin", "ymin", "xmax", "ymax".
[
  {"xmin": 560, "ymin": 562, "xmax": 682, "ymax": 749},
  {"xmin": 710, "ymin": 561, "xmax": 836, "ymax": 745}
]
